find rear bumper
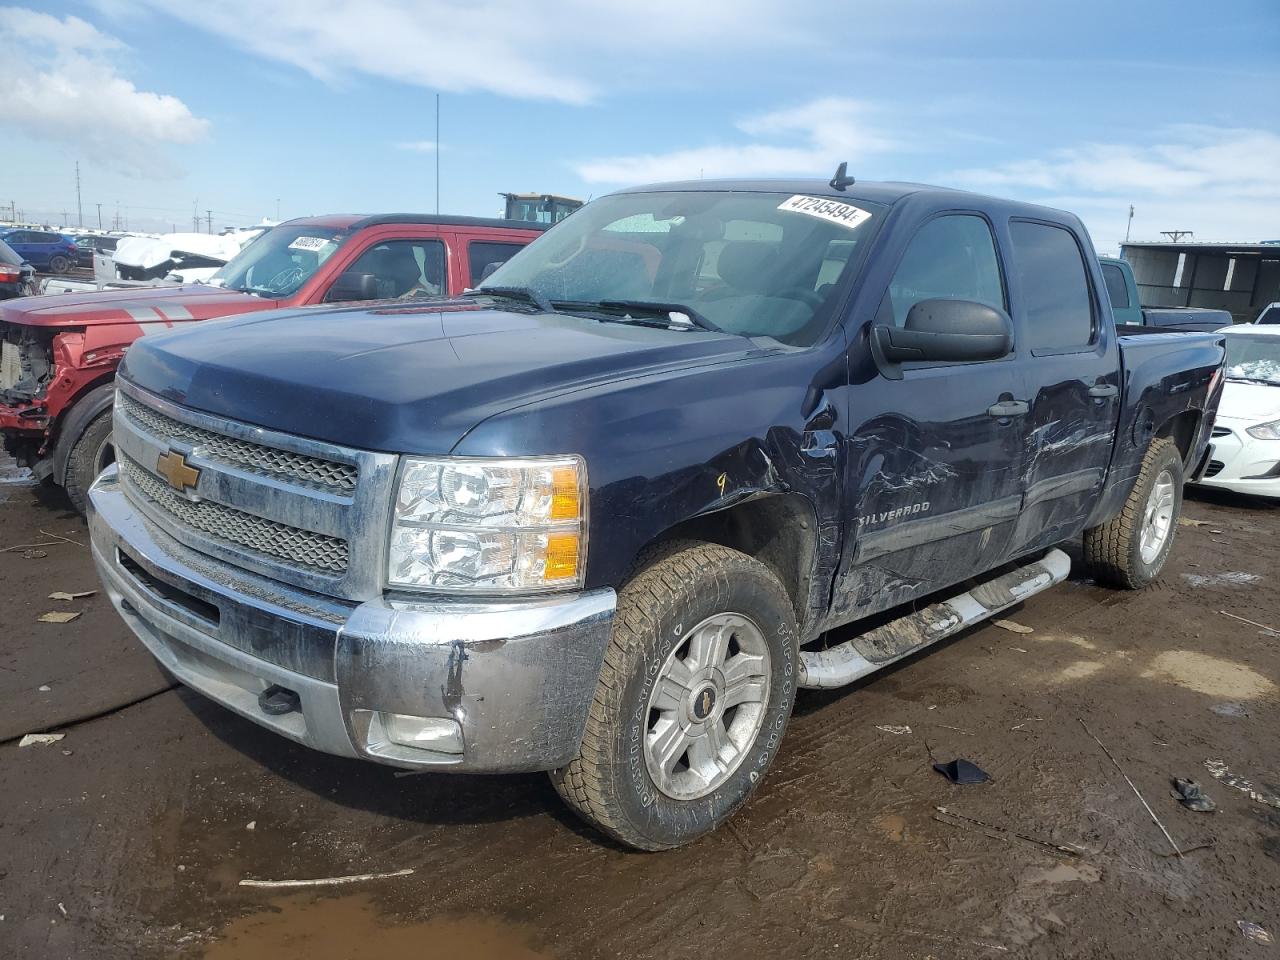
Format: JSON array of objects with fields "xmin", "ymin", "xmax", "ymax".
[{"xmin": 88, "ymin": 465, "xmax": 616, "ymax": 772}]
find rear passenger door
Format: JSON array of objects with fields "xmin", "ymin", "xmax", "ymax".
[
  {"xmin": 1007, "ymin": 220, "xmax": 1122, "ymax": 554},
  {"xmin": 833, "ymin": 213, "xmax": 1026, "ymax": 622}
]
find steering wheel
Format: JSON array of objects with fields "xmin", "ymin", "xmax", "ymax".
[
  {"xmin": 775, "ymin": 287, "xmax": 825, "ymax": 308},
  {"xmin": 263, "ymin": 266, "xmax": 303, "ymax": 294}
]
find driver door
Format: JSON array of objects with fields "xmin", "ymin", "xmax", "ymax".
[{"xmin": 830, "ymin": 213, "xmax": 1027, "ymax": 624}]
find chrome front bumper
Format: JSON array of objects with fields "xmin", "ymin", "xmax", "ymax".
[{"xmin": 88, "ymin": 465, "xmax": 616, "ymax": 772}]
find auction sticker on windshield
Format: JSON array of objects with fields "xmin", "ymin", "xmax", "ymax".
[
  {"xmin": 288, "ymin": 236, "xmax": 330, "ymax": 251},
  {"xmin": 777, "ymin": 195, "xmax": 871, "ymax": 230}
]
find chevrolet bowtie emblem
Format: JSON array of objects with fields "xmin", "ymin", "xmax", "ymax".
[{"xmin": 156, "ymin": 449, "xmax": 200, "ymax": 493}]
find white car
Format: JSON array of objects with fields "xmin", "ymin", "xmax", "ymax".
[{"xmin": 1197, "ymin": 325, "xmax": 1280, "ymax": 498}]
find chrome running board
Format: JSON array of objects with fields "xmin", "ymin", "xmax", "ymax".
[{"xmin": 798, "ymin": 548, "xmax": 1071, "ymax": 690}]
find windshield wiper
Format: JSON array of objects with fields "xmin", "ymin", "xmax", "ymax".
[
  {"xmin": 476, "ymin": 286, "xmax": 555, "ymax": 313},
  {"xmin": 1226, "ymin": 376, "xmax": 1280, "ymax": 386},
  {"xmin": 574, "ymin": 299, "xmax": 721, "ymax": 333}
]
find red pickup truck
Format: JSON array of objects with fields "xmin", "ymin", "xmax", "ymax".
[{"xmin": 0, "ymin": 213, "xmax": 545, "ymax": 511}]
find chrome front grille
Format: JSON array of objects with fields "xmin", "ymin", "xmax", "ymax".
[
  {"xmin": 121, "ymin": 454, "xmax": 349, "ymax": 573},
  {"xmin": 118, "ymin": 392, "xmax": 357, "ymax": 494},
  {"xmin": 112, "ymin": 381, "xmax": 398, "ymax": 601}
]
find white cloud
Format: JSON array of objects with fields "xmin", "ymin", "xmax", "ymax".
[
  {"xmin": 947, "ymin": 126, "xmax": 1280, "ymax": 251},
  {"xmin": 97, "ymin": 0, "xmax": 808, "ymax": 105},
  {"xmin": 575, "ymin": 98, "xmax": 897, "ymax": 185},
  {"xmin": 0, "ymin": 8, "xmax": 208, "ymax": 176},
  {"xmin": 396, "ymin": 140, "xmax": 438, "ymax": 153}
]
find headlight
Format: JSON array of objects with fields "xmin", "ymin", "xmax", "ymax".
[
  {"xmin": 1247, "ymin": 419, "xmax": 1280, "ymax": 440},
  {"xmin": 388, "ymin": 456, "xmax": 586, "ymax": 593}
]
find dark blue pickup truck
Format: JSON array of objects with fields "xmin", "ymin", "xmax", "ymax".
[{"xmin": 87, "ymin": 178, "xmax": 1224, "ymax": 849}]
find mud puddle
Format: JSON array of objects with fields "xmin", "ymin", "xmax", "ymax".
[{"xmin": 203, "ymin": 893, "xmax": 552, "ymax": 959}]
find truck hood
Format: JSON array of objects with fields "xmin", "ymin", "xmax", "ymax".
[
  {"xmin": 120, "ymin": 302, "xmax": 752, "ymax": 454},
  {"xmin": 1217, "ymin": 380, "xmax": 1280, "ymax": 423},
  {"xmin": 0, "ymin": 284, "xmax": 278, "ymax": 328}
]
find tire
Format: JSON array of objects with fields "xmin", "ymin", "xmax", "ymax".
[
  {"xmin": 49, "ymin": 255, "xmax": 71, "ymax": 275},
  {"xmin": 1083, "ymin": 437, "xmax": 1183, "ymax": 589},
  {"xmin": 64, "ymin": 410, "xmax": 115, "ymax": 516},
  {"xmin": 550, "ymin": 540, "xmax": 798, "ymax": 850}
]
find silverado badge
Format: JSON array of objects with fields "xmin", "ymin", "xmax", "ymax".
[{"xmin": 156, "ymin": 449, "xmax": 200, "ymax": 494}]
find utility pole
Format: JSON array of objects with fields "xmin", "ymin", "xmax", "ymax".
[
  {"xmin": 192, "ymin": 198, "xmax": 199, "ymax": 233},
  {"xmin": 61, "ymin": 210, "xmax": 70, "ymax": 227},
  {"xmin": 206, "ymin": 209, "xmax": 213, "ymax": 234},
  {"xmin": 1161, "ymin": 230, "xmax": 1193, "ymax": 243},
  {"xmin": 1125, "ymin": 205, "xmax": 1134, "ymax": 243},
  {"xmin": 96, "ymin": 203, "xmax": 102, "ymax": 229},
  {"xmin": 435, "ymin": 93, "xmax": 440, "ymax": 215},
  {"xmin": 75, "ymin": 161, "xmax": 83, "ymax": 227}
]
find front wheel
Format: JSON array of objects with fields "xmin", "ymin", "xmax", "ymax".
[
  {"xmin": 49, "ymin": 255, "xmax": 71, "ymax": 274},
  {"xmin": 64, "ymin": 410, "xmax": 115, "ymax": 516},
  {"xmin": 1083, "ymin": 437, "xmax": 1183, "ymax": 589},
  {"xmin": 551, "ymin": 541, "xmax": 798, "ymax": 850}
]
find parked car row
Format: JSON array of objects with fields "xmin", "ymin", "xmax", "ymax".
[
  {"xmin": 0, "ymin": 213, "xmax": 545, "ymax": 511},
  {"xmin": 0, "ymin": 229, "xmax": 80, "ymax": 274}
]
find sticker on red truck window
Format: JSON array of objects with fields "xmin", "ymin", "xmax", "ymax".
[
  {"xmin": 288, "ymin": 236, "xmax": 331, "ymax": 251},
  {"xmin": 777, "ymin": 195, "xmax": 871, "ymax": 230}
]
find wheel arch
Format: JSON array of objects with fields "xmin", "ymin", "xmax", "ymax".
[
  {"xmin": 1154, "ymin": 408, "xmax": 1202, "ymax": 469},
  {"xmin": 52, "ymin": 377, "xmax": 117, "ymax": 485},
  {"xmin": 629, "ymin": 492, "xmax": 822, "ymax": 636}
]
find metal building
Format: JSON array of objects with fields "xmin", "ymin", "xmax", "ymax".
[{"xmin": 1119, "ymin": 240, "xmax": 1280, "ymax": 325}]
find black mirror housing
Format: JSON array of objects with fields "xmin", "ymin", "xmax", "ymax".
[
  {"xmin": 873, "ymin": 299, "xmax": 1013, "ymax": 368},
  {"xmin": 325, "ymin": 272, "xmax": 380, "ymax": 303}
]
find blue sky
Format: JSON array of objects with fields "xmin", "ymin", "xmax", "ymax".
[{"xmin": 2, "ymin": 1, "xmax": 1277, "ymax": 252}]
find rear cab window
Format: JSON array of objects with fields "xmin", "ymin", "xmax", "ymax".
[
  {"xmin": 1009, "ymin": 220, "xmax": 1097, "ymax": 353},
  {"xmin": 1101, "ymin": 262, "xmax": 1130, "ymax": 309}
]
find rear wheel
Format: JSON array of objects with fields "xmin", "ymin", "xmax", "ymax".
[
  {"xmin": 1083, "ymin": 437, "xmax": 1183, "ymax": 588},
  {"xmin": 551, "ymin": 541, "xmax": 798, "ymax": 850},
  {"xmin": 49, "ymin": 255, "xmax": 71, "ymax": 275},
  {"xmin": 64, "ymin": 410, "xmax": 115, "ymax": 516}
]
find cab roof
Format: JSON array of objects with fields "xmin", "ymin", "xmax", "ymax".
[
  {"xmin": 273, "ymin": 213, "xmax": 549, "ymax": 232},
  {"xmin": 616, "ymin": 178, "xmax": 1075, "ymax": 221}
]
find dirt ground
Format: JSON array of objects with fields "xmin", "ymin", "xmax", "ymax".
[{"xmin": 2, "ymin": 459, "xmax": 1278, "ymax": 959}]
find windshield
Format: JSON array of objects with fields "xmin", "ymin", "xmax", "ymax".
[
  {"xmin": 481, "ymin": 190, "xmax": 884, "ymax": 345},
  {"xmin": 0, "ymin": 240, "xmax": 23, "ymax": 267},
  {"xmin": 211, "ymin": 225, "xmax": 346, "ymax": 297},
  {"xmin": 1224, "ymin": 334, "xmax": 1280, "ymax": 386}
]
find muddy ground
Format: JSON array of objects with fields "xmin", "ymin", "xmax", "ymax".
[{"xmin": 2, "ymin": 459, "xmax": 1278, "ymax": 959}]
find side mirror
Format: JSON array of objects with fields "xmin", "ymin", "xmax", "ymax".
[
  {"xmin": 325, "ymin": 271, "xmax": 379, "ymax": 302},
  {"xmin": 872, "ymin": 299, "xmax": 1013, "ymax": 367},
  {"xmin": 479, "ymin": 260, "xmax": 505, "ymax": 282}
]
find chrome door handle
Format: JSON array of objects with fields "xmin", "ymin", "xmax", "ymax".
[{"xmin": 988, "ymin": 399, "xmax": 1029, "ymax": 417}]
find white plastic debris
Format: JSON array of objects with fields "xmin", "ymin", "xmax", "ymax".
[
  {"xmin": 19, "ymin": 733, "xmax": 65, "ymax": 747},
  {"xmin": 875, "ymin": 725, "xmax": 913, "ymax": 736},
  {"xmin": 1238, "ymin": 921, "xmax": 1274, "ymax": 944}
]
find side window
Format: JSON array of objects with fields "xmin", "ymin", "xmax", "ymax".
[
  {"xmin": 881, "ymin": 214, "xmax": 1005, "ymax": 327},
  {"xmin": 337, "ymin": 239, "xmax": 446, "ymax": 301},
  {"xmin": 1101, "ymin": 262, "xmax": 1130, "ymax": 309},
  {"xmin": 468, "ymin": 241, "xmax": 523, "ymax": 287},
  {"xmin": 1009, "ymin": 221, "xmax": 1095, "ymax": 351}
]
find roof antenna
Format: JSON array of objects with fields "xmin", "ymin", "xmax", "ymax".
[{"xmin": 829, "ymin": 161, "xmax": 855, "ymax": 191}]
